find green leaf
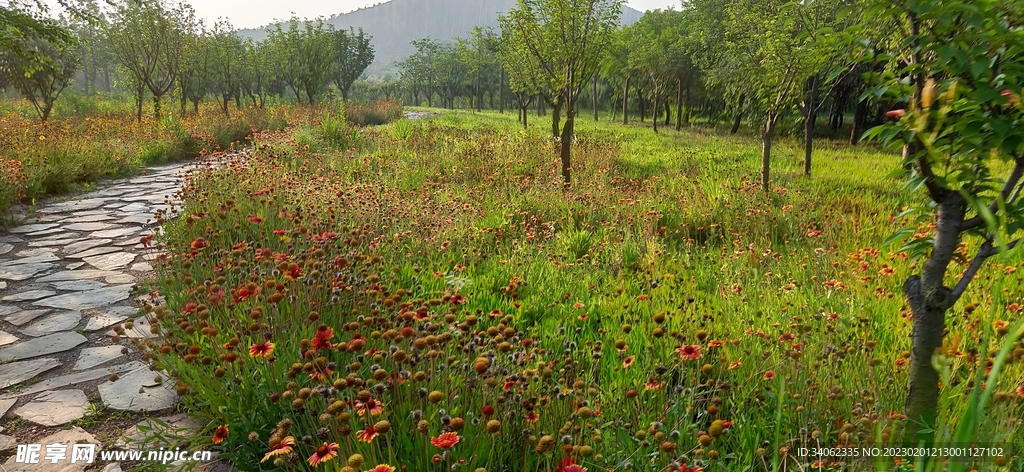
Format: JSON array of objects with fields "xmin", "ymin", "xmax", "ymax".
[{"xmin": 882, "ymin": 228, "xmax": 916, "ymax": 249}]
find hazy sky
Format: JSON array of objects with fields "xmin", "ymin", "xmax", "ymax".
[{"xmin": 180, "ymin": 0, "xmax": 680, "ymax": 29}]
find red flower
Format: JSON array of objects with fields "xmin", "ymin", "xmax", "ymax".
[
  {"xmin": 247, "ymin": 215, "xmax": 264, "ymax": 224},
  {"xmin": 677, "ymin": 462, "xmax": 702, "ymax": 472},
  {"xmin": 284, "ymin": 264, "xmax": 301, "ymax": 279},
  {"xmin": 1016, "ymin": 385, "xmax": 1024, "ymax": 398},
  {"xmin": 191, "ymin": 238, "xmax": 207, "ymax": 249},
  {"xmin": 312, "ymin": 327, "xmax": 333, "ymax": 351},
  {"xmin": 367, "ymin": 466, "xmax": 395, "ymax": 472},
  {"xmin": 249, "ymin": 342, "xmax": 275, "ymax": 358},
  {"xmin": 307, "ymin": 442, "xmax": 338, "ymax": 466},
  {"xmin": 622, "ymin": 356, "xmax": 635, "ymax": 368},
  {"xmin": 676, "ymin": 345, "xmax": 700, "ymax": 360},
  {"xmin": 261, "ymin": 436, "xmax": 294, "ymax": 462},
  {"xmin": 357, "ymin": 425, "xmax": 379, "ymax": 442},
  {"xmin": 212, "ymin": 425, "xmax": 228, "ymax": 445},
  {"xmin": 763, "ymin": 371, "xmax": 777, "ymax": 380},
  {"xmin": 482, "ymin": 405, "xmax": 495, "ymax": 416},
  {"xmin": 525, "ymin": 411, "xmax": 539, "ymax": 423},
  {"xmin": 140, "ymin": 234, "xmax": 154, "ymax": 248},
  {"xmin": 356, "ymin": 398, "xmax": 384, "ymax": 416},
  {"xmin": 431, "ymin": 432, "xmax": 460, "ymax": 448}
]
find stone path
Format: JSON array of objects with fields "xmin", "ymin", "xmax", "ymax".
[{"xmin": 0, "ymin": 163, "xmax": 224, "ymax": 471}]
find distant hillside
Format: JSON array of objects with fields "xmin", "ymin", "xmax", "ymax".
[{"xmin": 239, "ymin": 0, "xmax": 643, "ymax": 78}]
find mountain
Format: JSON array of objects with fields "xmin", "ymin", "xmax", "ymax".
[{"xmin": 238, "ymin": 0, "xmax": 643, "ymax": 78}]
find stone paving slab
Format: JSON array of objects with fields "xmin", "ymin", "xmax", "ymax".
[
  {"xmin": 33, "ymin": 285, "xmax": 133, "ymax": 311},
  {"xmin": 13, "ymin": 389, "xmax": 90, "ymax": 426},
  {"xmin": 0, "ymin": 361, "xmax": 147, "ymax": 399},
  {"xmin": 0, "ymin": 427, "xmax": 96, "ymax": 471},
  {"xmin": 73, "ymin": 345, "xmax": 126, "ymax": 371},
  {"xmin": 0, "ymin": 358, "xmax": 61, "ymax": 389},
  {"xmin": 0, "ymin": 331, "xmax": 87, "ymax": 362}
]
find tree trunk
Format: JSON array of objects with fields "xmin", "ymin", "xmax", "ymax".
[
  {"xmin": 551, "ymin": 97, "xmax": 561, "ymax": 139},
  {"xmin": 761, "ymin": 115, "xmax": 775, "ymax": 192},
  {"xmin": 663, "ymin": 100, "xmax": 670, "ymax": 126},
  {"xmin": 652, "ymin": 91, "xmax": 659, "ymax": 134},
  {"xmin": 560, "ymin": 102, "xmax": 574, "ymax": 188},
  {"xmin": 499, "ymin": 68, "xmax": 505, "ymax": 114},
  {"xmin": 731, "ymin": 94, "xmax": 745, "ymax": 134},
  {"xmin": 593, "ymin": 74, "xmax": 598, "ymax": 122},
  {"xmin": 804, "ymin": 111, "xmax": 815, "ymax": 177},
  {"xmin": 153, "ymin": 94, "xmax": 161, "ymax": 120},
  {"xmin": 638, "ymin": 87, "xmax": 645, "ymax": 122},
  {"xmin": 622, "ymin": 77, "xmax": 630, "ymax": 125},
  {"xmin": 521, "ymin": 105, "xmax": 528, "ymax": 128},
  {"xmin": 903, "ymin": 193, "xmax": 965, "ymax": 448},
  {"xmin": 675, "ymin": 79, "xmax": 683, "ymax": 131},
  {"xmin": 850, "ymin": 96, "xmax": 868, "ymax": 146}
]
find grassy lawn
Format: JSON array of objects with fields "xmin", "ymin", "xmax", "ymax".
[{"xmin": 145, "ymin": 107, "xmax": 1023, "ymax": 471}]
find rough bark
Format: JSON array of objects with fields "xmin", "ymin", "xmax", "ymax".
[
  {"xmin": 676, "ymin": 79, "xmax": 683, "ymax": 131},
  {"xmin": 761, "ymin": 115, "xmax": 775, "ymax": 192},
  {"xmin": 850, "ymin": 95, "xmax": 868, "ymax": 146},
  {"xmin": 730, "ymin": 94, "xmax": 745, "ymax": 134},
  {"xmin": 560, "ymin": 102, "xmax": 574, "ymax": 188},
  {"xmin": 622, "ymin": 77, "xmax": 630, "ymax": 125}
]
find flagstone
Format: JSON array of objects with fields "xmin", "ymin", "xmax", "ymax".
[
  {"xmin": 0, "ymin": 427, "xmax": 96, "ymax": 471},
  {"xmin": 98, "ymin": 365, "xmax": 176, "ymax": 412},
  {"xmin": 13, "ymin": 390, "xmax": 89, "ymax": 426},
  {"xmin": 4, "ymin": 309, "xmax": 50, "ymax": 326},
  {"xmin": 0, "ymin": 359, "xmax": 62, "ymax": 390},
  {"xmin": 19, "ymin": 311, "xmax": 82, "ymax": 337},
  {"xmin": 83, "ymin": 306, "xmax": 138, "ymax": 331},
  {"xmin": 38, "ymin": 270, "xmax": 121, "ymax": 282},
  {"xmin": 83, "ymin": 252, "xmax": 136, "ymax": 271},
  {"xmin": 67, "ymin": 246, "xmax": 120, "ymax": 259},
  {"xmin": 2, "ymin": 289, "xmax": 57, "ymax": 302},
  {"xmin": 0, "ymin": 361, "xmax": 145, "ymax": 399},
  {"xmin": 6, "ymin": 223, "xmax": 58, "ymax": 234},
  {"xmin": 33, "ymin": 285, "xmax": 133, "ymax": 311},
  {"xmin": 62, "ymin": 238, "xmax": 112, "ymax": 255},
  {"xmin": 49, "ymin": 279, "xmax": 108, "ymax": 291},
  {"xmin": 63, "ymin": 222, "xmax": 117, "ymax": 231},
  {"xmin": 0, "ymin": 331, "xmax": 86, "ymax": 363},
  {"xmin": 90, "ymin": 226, "xmax": 141, "ymax": 239},
  {"xmin": 73, "ymin": 345, "xmax": 126, "ymax": 370},
  {"xmin": 0, "ymin": 262, "xmax": 53, "ymax": 281}
]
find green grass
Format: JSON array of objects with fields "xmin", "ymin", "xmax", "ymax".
[{"xmin": 142, "ymin": 107, "xmax": 1023, "ymax": 471}]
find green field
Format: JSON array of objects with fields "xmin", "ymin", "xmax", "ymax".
[{"xmin": 145, "ymin": 108, "xmax": 1024, "ymax": 471}]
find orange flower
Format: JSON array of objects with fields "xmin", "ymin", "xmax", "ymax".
[
  {"xmin": 367, "ymin": 466, "xmax": 396, "ymax": 472},
  {"xmin": 358, "ymin": 425, "xmax": 379, "ymax": 442},
  {"xmin": 525, "ymin": 411, "xmax": 539, "ymax": 423},
  {"xmin": 212, "ymin": 425, "xmax": 228, "ymax": 445},
  {"xmin": 1016, "ymin": 385, "xmax": 1024, "ymax": 398},
  {"xmin": 191, "ymin": 238, "xmax": 207, "ymax": 249},
  {"xmin": 431, "ymin": 432, "xmax": 460, "ymax": 449},
  {"xmin": 261, "ymin": 436, "xmax": 294, "ymax": 462},
  {"xmin": 676, "ymin": 345, "xmax": 700, "ymax": 360},
  {"xmin": 622, "ymin": 356, "xmax": 635, "ymax": 369},
  {"xmin": 307, "ymin": 442, "xmax": 338, "ymax": 466},
  {"xmin": 249, "ymin": 342, "xmax": 274, "ymax": 358},
  {"xmin": 356, "ymin": 398, "xmax": 385, "ymax": 416}
]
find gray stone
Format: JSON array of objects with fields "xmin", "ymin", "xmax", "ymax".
[
  {"xmin": 67, "ymin": 246, "xmax": 120, "ymax": 259},
  {"xmin": 0, "ymin": 236, "xmax": 22, "ymax": 244},
  {"xmin": 19, "ymin": 311, "xmax": 81, "ymax": 337},
  {"xmin": 63, "ymin": 214, "xmax": 113, "ymax": 223},
  {"xmin": 0, "ymin": 361, "xmax": 145, "ymax": 399},
  {"xmin": 2, "ymin": 290, "xmax": 57, "ymax": 302},
  {"xmin": 61, "ymin": 239, "xmax": 112, "ymax": 255},
  {"xmin": 34, "ymin": 285, "xmax": 132, "ymax": 310},
  {"xmin": 24, "ymin": 228, "xmax": 66, "ymax": 237},
  {"xmin": 116, "ymin": 213, "xmax": 153, "ymax": 225},
  {"xmin": 0, "ymin": 253, "xmax": 60, "ymax": 266},
  {"xmin": 0, "ymin": 398, "xmax": 15, "ymax": 417},
  {"xmin": 73, "ymin": 345, "xmax": 127, "ymax": 371},
  {"xmin": 0, "ymin": 281, "xmax": 5, "ymax": 290},
  {"xmin": 27, "ymin": 238, "xmax": 80, "ymax": 247},
  {"xmin": 65, "ymin": 262, "xmax": 84, "ymax": 270},
  {"xmin": 0, "ymin": 331, "xmax": 87, "ymax": 362},
  {"xmin": 37, "ymin": 197, "xmax": 110, "ymax": 213},
  {"xmin": 116, "ymin": 202, "xmax": 150, "ymax": 213},
  {"xmin": 113, "ymin": 238, "xmax": 142, "ymax": 247},
  {"xmin": 0, "ymin": 426, "xmax": 96, "ymax": 471},
  {"xmin": 0, "ymin": 243, "xmax": 11, "ymax": 255},
  {"xmin": 49, "ymin": 280, "xmax": 107, "ymax": 291},
  {"xmin": 83, "ymin": 252, "xmax": 136, "ymax": 271},
  {"xmin": 0, "ymin": 434, "xmax": 14, "ymax": 452},
  {"xmin": 38, "ymin": 270, "xmax": 121, "ymax": 282},
  {"xmin": 90, "ymin": 226, "xmax": 140, "ymax": 239},
  {"xmin": 104, "ymin": 274, "xmax": 135, "ymax": 284},
  {"xmin": 4, "ymin": 309, "xmax": 49, "ymax": 326},
  {"xmin": 0, "ymin": 305, "xmax": 16, "ymax": 317},
  {"xmin": 117, "ymin": 315, "xmax": 157, "ymax": 338},
  {"xmin": 83, "ymin": 306, "xmax": 137, "ymax": 331},
  {"xmin": 0, "ymin": 358, "xmax": 61, "ymax": 389},
  {"xmin": 7, "ymin": 223, "xmax": 58, "ymax": 234},
  {"xmin": 98, "ymin": 365, "xmax": 177, "ymax": 412},
  {"xmin": 63, "ymin": 222, "xmax": 116, "ymax": 232},
  {"xmin": 14, "ymin": 248, "xmax": 56, "ymax": 258},
  {"xmin": 141, "ymin": 253, "xmax": 160, "ymax": 261},
  {"xmin": 13, "ymin": 389, "xmax": 90, "ymax": 426},
  {"xmin": 102, "ymin": 464, "xmax": 123, "ymax": 472},
  {"xmin": 0, "ymin": 331, "xmax": 16, "ymax": 346},
  {"xmin": 129, "ymin": 262, "xmax": 153, "ymax": 272},
  {"xmin": 0, "ymin": 262, "xmax": 53, "ymax": 281}
]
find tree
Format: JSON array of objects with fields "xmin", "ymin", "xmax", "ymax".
[
  {"xmin": 1, "ymin": 2, "xmax": 76, "ymax": 77},
  {"xmin": 106, "ymin": 0, "xmax": 189, "ymax": 120},
  {"xmin": 330, "ymin": 27, "xmax": 374, "ymax": 100},
  {"xmin": 209, "ymin": 20, "xmax": 245, "ymax": 117},
  {"xmin": 398, "ymin": 38, "xmax": 441, "ymax": 107},
  {"xmin": 863, "ymin": 0, "xmax": 1024, "ymax": 449},
  {"xmin": 0, "ymin": 33, "xmax": 81, "ymax": 121},
  {"xmin": 177, "ymin": 14, "xmax": 210, "ymax": 114},
  {"xmin": 499, "ymin": 0, "xmax": 623, "ymax": 187}
]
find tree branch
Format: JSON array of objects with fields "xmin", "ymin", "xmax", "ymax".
[
  {"xmin": 961, "ymin": 154, "xmax": 1024, "ymax": 230},
  {"xmin": 950, "ymin": 237, "xmax": 1023, "ymax": 303}
]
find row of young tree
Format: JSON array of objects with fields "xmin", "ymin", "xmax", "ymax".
[
  {"xmin": 398, "ymin": 0, "xmax": 1024, "ymax": 453},
  {"xmin": 0, "ymin": 0, "xmax": 374, "ymax": 122},
  {"xmin": 395, "ymin": 0, "xmax": 896, "ymax": 187}
]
